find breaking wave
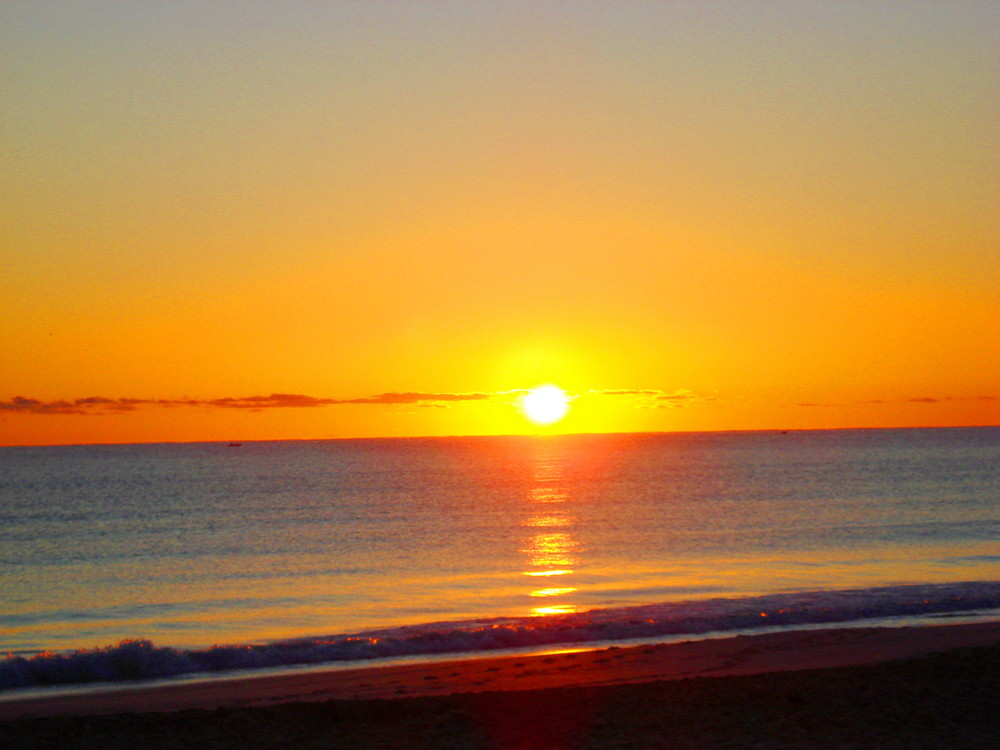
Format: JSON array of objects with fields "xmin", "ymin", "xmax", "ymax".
[{"xmin": 3, "ymin": 581, "xmax": 999, "ymax": 691}]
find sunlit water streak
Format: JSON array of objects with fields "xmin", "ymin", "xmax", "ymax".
[{"xmin": 1, "ymin": 427, "xmax": 997, "ymax": 689}]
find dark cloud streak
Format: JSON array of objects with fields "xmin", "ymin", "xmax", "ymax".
[
  {"xmin": 592, "ymin": 388, "xmax": 711, "ymax": 409},
  {"xmin": 795, "ymin": 395, "xmax": 997, "ymax": 408},
  {"xmin": 8, "ymin": 391, "xmax": 994, "ymax": 418},
  {"xmin": 1, "ymin": 391, "xmax": 494, "ymax": 416}
]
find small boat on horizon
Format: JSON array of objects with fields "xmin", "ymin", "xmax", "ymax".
[{"xmin": 227, "ymin": 442, "xmax": 242, "ymax": 447}]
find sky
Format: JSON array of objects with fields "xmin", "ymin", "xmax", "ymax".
[{"xmin": 2, "ymin": 1, "xmax": 998, "ymax": 446}]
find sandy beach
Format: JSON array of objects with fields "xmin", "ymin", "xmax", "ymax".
[{"xmin": 2, "ymin": 621, "xmax": 998, "ymax": 747}]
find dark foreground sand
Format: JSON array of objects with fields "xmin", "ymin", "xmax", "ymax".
[{"xmin": 2, "ymin": 622, "xmax": 998, "ymax": 748}]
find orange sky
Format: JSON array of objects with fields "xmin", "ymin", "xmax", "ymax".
[{"xmin": 2, "ymin": 2, "xmax": 998, "ymax": 446}]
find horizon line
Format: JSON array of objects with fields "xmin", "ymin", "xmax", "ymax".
[{"xmin": 3, "ymin": 423, "xmax": 996, "ymax": 450}]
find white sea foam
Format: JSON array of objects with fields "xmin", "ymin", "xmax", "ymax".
[{"xmin": 3, "ymin": 581, "xmax": 998, "ymax": 691}]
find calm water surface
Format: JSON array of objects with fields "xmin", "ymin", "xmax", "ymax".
[{"xmin": 2, "ymin": 427, "xmax": 997, "ymax": 661}]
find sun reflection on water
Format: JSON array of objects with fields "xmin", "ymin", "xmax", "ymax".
[
  {"xmin": 520, "ymin": 441, "xmax": 584, "ymax": 615},
  {"xmin": 530, "ymin": 587, "xmax": 577, "ymax": 597},
  {"xmin": 531, "ymin": 604, "xmax": 580, "ymax": 615}
]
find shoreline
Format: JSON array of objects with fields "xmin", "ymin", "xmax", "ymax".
[
  {"xmin": 3, "ymin": 620, "xmax": 998, "ymax": 721},
  {"xmin": 4, "ymin": 621, "xmax": 998, "ymax": 749}
]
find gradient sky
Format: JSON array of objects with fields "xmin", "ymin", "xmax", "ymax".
[{"xmin": 3, "ymin": 1, "xmax": 998, "ymax": 445}]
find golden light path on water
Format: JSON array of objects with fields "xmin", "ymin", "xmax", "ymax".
[{"xmin": 521, "ymin": 439, "xmax": 583, "ymax": 616}]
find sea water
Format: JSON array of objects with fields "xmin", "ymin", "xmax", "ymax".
[{"xmin": 1, "ymin": 427, "xmax": 997, "ymax": 689}]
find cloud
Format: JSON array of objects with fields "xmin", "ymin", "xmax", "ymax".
[
  {"xmin": 906, "ymin": 395, "xmax": 997, "ymax": 404},
  {"xmin": 0, "ymin": 391, "xmax": 495, "ymax": 416},
  {"xmin": 794, "ymin": 395, "xmax": 998, "ymax": 408},
  {"xmin": 657, "ymin": 390, "xmax": 700, "ymax": 403},
  {"xmin": 597, "ymin": 390, "xmax": 663, "ymax": 397},
  {"xmin": 0, "ymin": 396, "xmax": 88, "ymax": 415},
  {"xmin": 590, "ymin": 388, "xmax": 713, "ymax": 409},
  {"xmin": 209, "ymin": 393, "xmax": 339, "ymax": 409},
  {"xmin": 7, "ymin": 390, "xmax": 996, "ymax": 418},
  {"xmin": 340, "ymin": 392, "xmax": 491, "ymax": 405}
]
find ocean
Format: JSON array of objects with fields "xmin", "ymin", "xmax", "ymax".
[{"xmin": 1, "ymin": 426, "xmax": 998, "ymax": 691}]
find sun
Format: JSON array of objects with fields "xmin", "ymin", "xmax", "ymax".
[{"xmin": 520, "ymin": 384, "xmax": 570, "ymax": 426}]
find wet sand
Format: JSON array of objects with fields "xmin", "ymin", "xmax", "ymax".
[{"xmin": 2, "ymin": 621, "xmax": 998, "ymax": 748}]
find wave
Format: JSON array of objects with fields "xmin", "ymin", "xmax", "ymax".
[{"xmin": 3, "ymin": 581, "xmax": 999, "ymax": 691}]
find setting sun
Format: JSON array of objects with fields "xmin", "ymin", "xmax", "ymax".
[{"xmin": 520, "ymin": 385, "xmax": 571, "ymax": 426}]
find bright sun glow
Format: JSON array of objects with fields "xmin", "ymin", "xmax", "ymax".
[{"xmin": 520, "ymin": 384, "xmax": 570, "ymax": 426}]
